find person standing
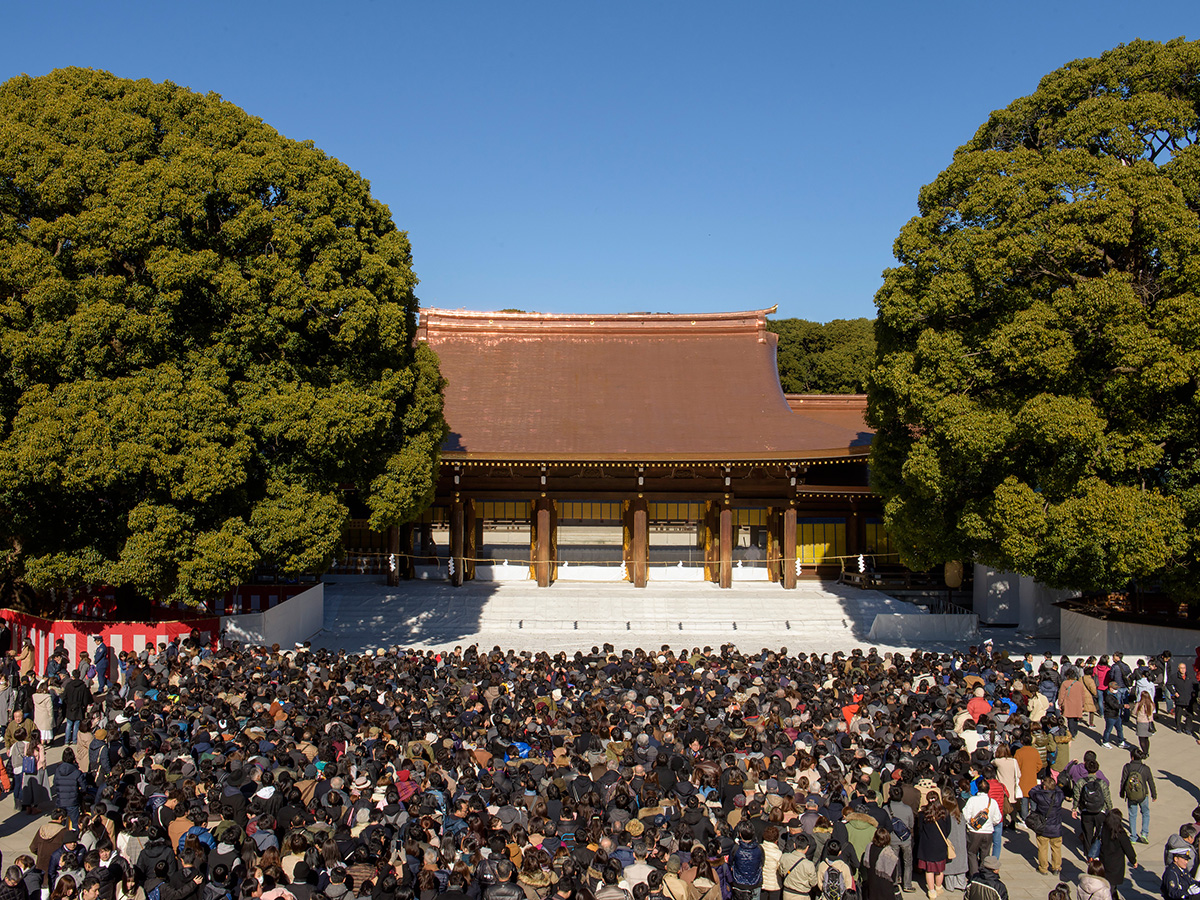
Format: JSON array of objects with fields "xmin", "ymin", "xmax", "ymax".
[
  {"xmin": 32, "ymin": 681, "xmax": 53, "ymax": 745},
  {"xmin": 916, "ymin": 793, "xmax": 952, "ymax": 899},
  {"xmin": 1075, "ymin": 859, "xmax": 1112, "ymax": 900},
  {"xmin": 859, "ymin": 828, "xmax": 900, "ymax": 900},
  {"xmin": 51, "ymin": 748, "xmax": 86, "ymax": 830},
  {"xmin": 1082, "ymin": 660, "xmax": 1101, "ymax": 729},
  {"xmin": 964, "ymin": 856, "xmax": 1007, "ymax": 900},
  {"xmin": 963, "ymin": 789, "xmax": 1001, "ymax": 877},
  {"xmin": 61, "ymin": 673, "xmax": 89, "ymax": 749},
  {"xmin": 1074, "ymin": 759, "xmax": 1112, "ymax": 857},
  {"xmin": 91, "ymin": 638, "xmax": 109, "ymax": 694},
  {"xmin": 727, "ymin": 822, "xmax": 765, "ymax": 900},
  {"xmin": 9, "ymin": 726, "xmax": 27, "ymax": 812},
  {"xmin": 1119, "ymin": 748, "xmax": 1157, "ymax": 844},
  {"xmin": 1029, "ymin": 773, "xmax": 1066, "ymax": 876},
  {"xmin": 1110, "ymin": 654, "xmax": 1133, "ymax": 725},
  {"xmin": 1167, "ymin": 663, "xmax": 1196, "ymax": 738},
  {"xmin": 1059, "ymin": 671, "xmax": 1087, "ymax": 739},
  {"xmin": 1161, "ymin": 847, "xmax": 1200, "ymax": 900},
  {"xmin": 14, "ymin": 641, "xmax": 35, "ymax": 681},
  {"xmin": 19, "ymin": 728, "xmax": 46, "ymax": 815},
  {"xmin": 886, "ymin": 783, "xmax": 916, "ymax": 893},
  {"xmin": 1097, "ymin": 810, "xmax": 1137, "ymax": 900},
  {"xmin": 777, "ymin": 835, "xmax": 816, "ymax": 900},
  {"xmin": 1134, "ymin": 692, "xmax": 1157, "ymax": 759}
]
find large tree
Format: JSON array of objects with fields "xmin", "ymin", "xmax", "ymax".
[
  {"xmin": 0, "ymin": 68, "xmax": 446, "ymax": 606},
  {"xmin": 869, "ymin": 38, "xmax": 1200, "ymax": 596},
  {"xmin": 769, "ymin": 317, "xmax": 875, "ymax": 394}
]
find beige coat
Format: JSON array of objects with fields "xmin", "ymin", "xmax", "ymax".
[
  {"xmin": 994, "ymin": 756, "xmax": 1022, "ymax": 802},
  {"xmin": 1081, "ymin": 674, "xmax": 1100, "ymax": 714}
]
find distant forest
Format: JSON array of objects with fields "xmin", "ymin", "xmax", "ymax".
[{"xmin": 768, "ymin": 318, "xmax": 875, "ymax": 394}]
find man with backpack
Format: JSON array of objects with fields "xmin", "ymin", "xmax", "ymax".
[
  {"xmin": 816, "ymin": 839, "xmax": 854, "ymax": 900},
  {"xmin": 1073, "ymin": 758, "xmax": 1112, "ymax": 858},
  {"xmin": 1120, "ymin": 747, "xmax": 1157, "ymax": 844}
]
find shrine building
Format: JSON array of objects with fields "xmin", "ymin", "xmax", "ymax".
[{"xmin": 345, "ymin": 307, "xmax": 893, "ymax": 588}]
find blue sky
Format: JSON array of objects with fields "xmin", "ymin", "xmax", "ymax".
[{"xmin": 5, "ymin": 2, "xmax": 1193, "ymax": 321}]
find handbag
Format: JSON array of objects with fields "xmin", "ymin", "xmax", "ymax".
[{"xmin": 934, "ymin": 818, "xmax": 956, "ymax": 861}]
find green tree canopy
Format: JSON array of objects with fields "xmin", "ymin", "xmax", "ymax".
[
  {"xmin": 0, "ymin": 68, "xmax": 446, "ymax": 606},
  {"xmin": 869, "ymin": 38, "xmax": 1200, "ymax": 596},
  {"xmin": 768, "ymin": 317, "xmax": 875, "ymax": 393}
]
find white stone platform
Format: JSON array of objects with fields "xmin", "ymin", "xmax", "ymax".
[{"xmin": 313, "ymin": 578, "xmax": 1002, "ymax": 655}]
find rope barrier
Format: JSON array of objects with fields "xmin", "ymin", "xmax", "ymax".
[{"xmin": 333, "ymin": 550, "xmax": 904, "ymax": 568}]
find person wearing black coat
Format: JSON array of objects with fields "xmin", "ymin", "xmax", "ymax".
[
  {"xmin": 1028, "ymin": 775, "xmax": 1066, "ymax": 876},
  {"xmin": 0, "ymin": 867, "xmax": 28, "ymax": 900},
  {"xmin": 62, "ymin": 675, "xmax": 91, "ymax": 747},
  {"xmin": 1097, "ymin": 809, "xmax": 1137, "ymax": 899},
  {"xmin": 915, "ymin": 794, "xmax": 951, "ymax": 899},
  {"xmin": 51, "ymin": 748, "xmax": 88, "ymax": 830},
  {"xmin": 51, "ymin": 749, "xmax": 88, "ymax": 829}
]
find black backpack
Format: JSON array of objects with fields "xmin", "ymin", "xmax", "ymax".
[
  {"xmin": 821, "ymin": 865, "xmax": 847, "ymax": 900},
  {"xmin": 1056, "ymin": 767, "xmax": 1075, "ymax": 799},
  {"xmin": 1078, "ymin": 777, "xmax": 1105, "ymax": 814}
]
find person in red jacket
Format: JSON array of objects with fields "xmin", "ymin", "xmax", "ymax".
[{"xmin": 967, "ymin": 688, "xmax": 992, "ymax": 723}]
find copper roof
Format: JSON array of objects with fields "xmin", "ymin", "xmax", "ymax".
[
  {"xmin": 785, "ymin": 394, "xmax": 870, "ymax": 435},
  {"xmin": 419, "ymin": 308, "xmax": 873, "ymax": 462}
]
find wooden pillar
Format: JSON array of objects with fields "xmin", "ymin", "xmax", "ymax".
[
  {"xmin": 386, "ymin": 525, "xmax": 400, "ymax": 587},
  {"xmin": 700, "ymin": 501, "xmax": 710, "ymax": 585},
  {"xmin": 534, "ymin": 498, "xmax": 553, "ymax": 587},
  {"xmin": 400, "ymin": 524, "xmax": 414, "ymax": 579},
  {"xmin": 474, "ymin": 515, "xmax": 485, "ymax": 571},
  {"xmin": 782, "ymin": 507, "xmax": 797, "ymax": 590},
  {"xmin": 846, "ymin": 507, "xmax": 861, "ymax": 558},
  {"xmin": 630, "ymin": 498, "xmax": 649, "ymax": 588},
  {"xmin": 464, "ymin": 500, "xmax": 477, "ymax": 581},
  {"xmin": 719, "ymin": 504, "xmax": 733, "ymax": 589},
  {"xmin": 766, "ymin": 509, "xmax": 780, "ymax": 583},
  {"xmin": 449, "ymin": 500, "xmax": 465, "ymax": 586}
]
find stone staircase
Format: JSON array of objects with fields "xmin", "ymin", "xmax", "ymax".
[{"xmin": 317, "ymin": 578, "xmax": 935, "ymax": 654}]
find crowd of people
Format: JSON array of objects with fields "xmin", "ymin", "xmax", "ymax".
[{"xmin": 1, "ymin": 627, "xmax": 1199, "ymax": 900}]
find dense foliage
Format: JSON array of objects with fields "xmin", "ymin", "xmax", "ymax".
[
  {"xmin": 0, "ymin": 69, "xmax": 446, "ymax": 605},
  {"xmin": 768, "ymin": 317, "xmax": 875, "ymax": 394},
  {"xmin": 869, "ymin": 38, "xmax": 1200, "ymax": 596}
]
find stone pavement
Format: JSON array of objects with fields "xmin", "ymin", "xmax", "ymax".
[
  {"xmin": 985, "ymin": 718, "xmax": 1199, "ymax": 900},
  {"xmin": 314, "ymin": 578, "xmax": 1043, "ymax": 655}
]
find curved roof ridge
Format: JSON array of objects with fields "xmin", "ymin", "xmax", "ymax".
[{"xmin": 418, "ymin": 306, "xmax": 778, "ymax": 339}]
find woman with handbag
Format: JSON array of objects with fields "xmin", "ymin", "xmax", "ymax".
[
  {"xmin": 941, "ymin": 789, "xmax": 968, "ymax": 893},
  {"xmin": 9, "ymin": 725, "xmax": 27, "ymax": 811},
  {"xmin": 1133, "ymin": 691, "xmax": 1156, "ymax": 758},
  {"xmin": 21, "ymin": 726, "xmax": 47, "ymax": 814},
  {"xmin": 915, "ymin": 793, "xmax": 952, "ymax": 899}
]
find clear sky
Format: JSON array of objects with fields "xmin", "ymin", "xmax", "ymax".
[{"xmin": 4, "ymin": 2, "xmax": 1193, "ymax": 321}]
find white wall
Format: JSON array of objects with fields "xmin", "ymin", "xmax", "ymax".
[
  {"xmin": 973, "ymin": 565, "xmax": 1019, "ymax": 625},
  {"xmin": 221, "ymin": 583, "xmax": 324, "ymax": 649},
  {"xmin": 973, "ymin": 565, "xmax": 1069, "ymax": 635},
  {"xmin": 868, "ymin": 613, "xmax": 979, "ymax": 644},
  {"xmin": 1060, "ymin": 607, "xmax": 1200, "ymax": 658}
]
